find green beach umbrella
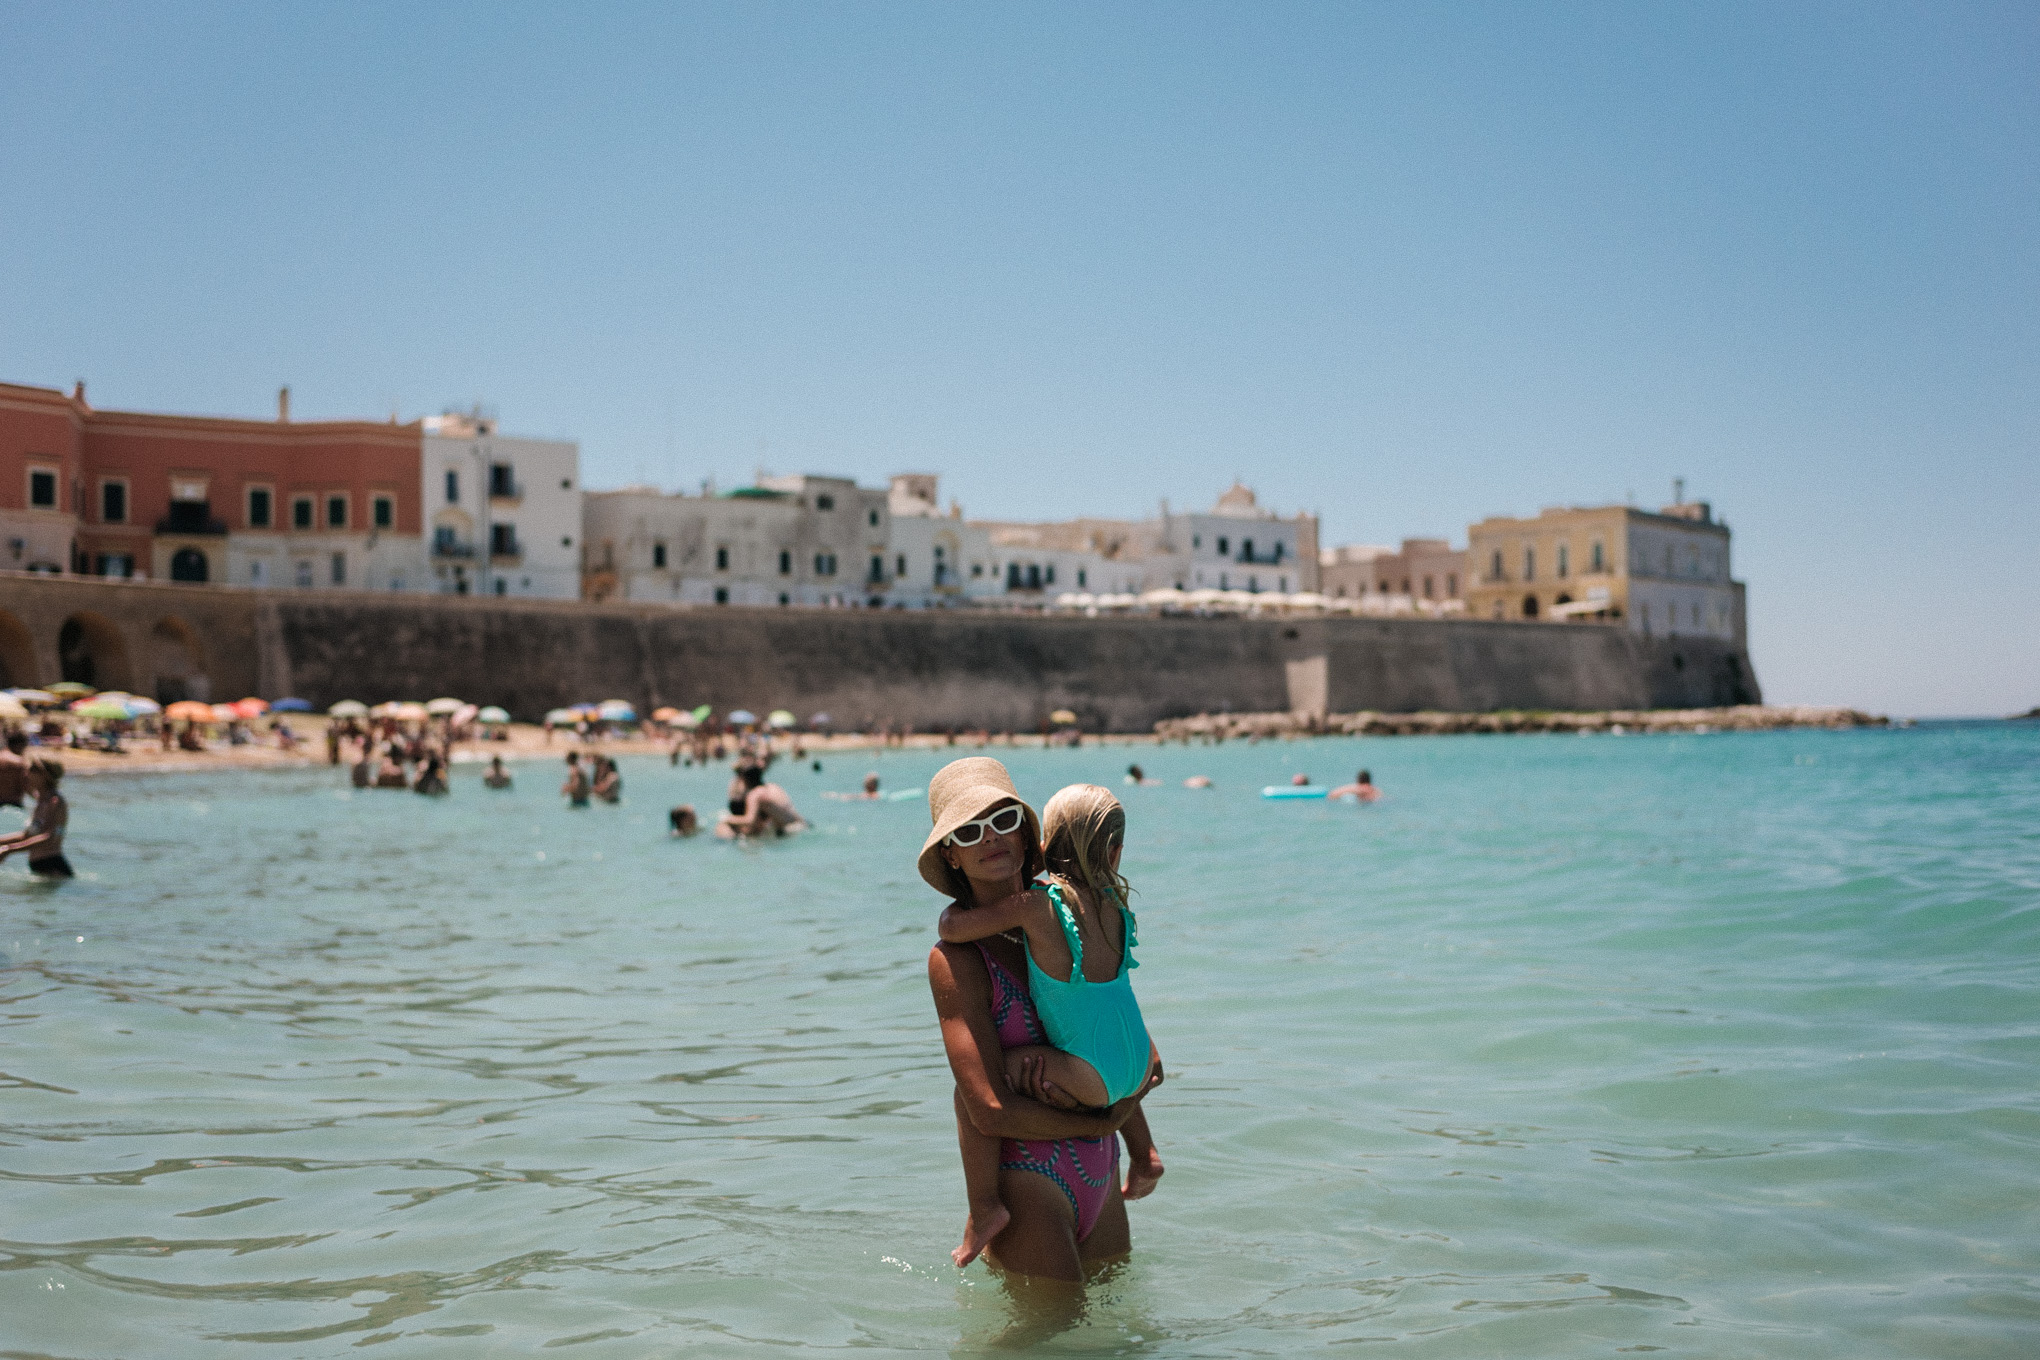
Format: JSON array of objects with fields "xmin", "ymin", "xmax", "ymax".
[{"xmin": 767, "ymin": 709, "xmax": 796, "ymax": 728}]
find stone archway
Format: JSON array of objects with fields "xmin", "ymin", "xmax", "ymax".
[
  {"xmin": 170, "ymin": 546, "xmax": 210, "ymax": 583},
  {"xmin": 0, "ymin": 610, "xmax": 37, "ymax": 689},
  {"xmin": 152, "ymin": 616, "xmax": 212, "ymax": 703},
  {"xmin": 57, "ymin": 612, "xmax": 135, "ymax": 692},
  {"xmin": 1522, "ymin": 594, "xmax": 1540, "ymax": 619}
]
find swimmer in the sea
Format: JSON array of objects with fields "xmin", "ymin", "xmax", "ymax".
[
  {"xmin": 561, "ymin": 752, "xmax": 591, "ymax": 807},
  {"xmin": 825, "ymin": 773, "xmax": 882, "ymax": 801},
  {"xmin": 1328, "ymin": 769, "xmax": 1380, "ymax": 803},
  {"xmin": 669, "ymin": 804, "xmax": 699, "ymax": 836},
  {"xmin": 1125, "ymin": 764, "xmax": 1161, "ymax": 787},
  {"xmin": 483, "ymin": 756, "xmax": 513, "ymax": 789},
  {"xmin": 0, "ymin": 758, "xmax": 72, "ymax": 878}
]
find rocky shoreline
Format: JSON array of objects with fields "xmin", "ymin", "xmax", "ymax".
[{"xmin": 1154, "ymin": 704, "xmax": 1888, "ymax": 741}]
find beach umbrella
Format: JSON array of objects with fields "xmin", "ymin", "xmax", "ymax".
[
  {"xmin": 369, "ymin": 701, "xmax": 403, "ymax": 717},
  {"xmin": 670, "ymin": 710, "xmax": 700, "ymax": 729},
  {"xmin": 327, "ymin": 699, "xmax": 368, "ymax": 717},
  {"xmin": 47, "ymin": 681, "xmax": 95, "ymax": 697},
  {"xmin": 8, "ymin": 689, "xmax": 58, "ymax": 707},
  {"xmin": 767, "ymin": 709, "xmax": 796, "ymax": 728},
  {"xmin": 425, "ymin": 697, "xmax": 465, "ymax": 716},
  {"xmin": 76, "ymin": 699, "xmax": 133, "ymax": 722},
  {"xmin": 0, "ymin": 694, "xmax": 29, "ymax": 721},
  {"xmin": 544, "ymin": 707, "xmax": 576, "ymax": 725},
  {"xmin": 209, "ymin": 703, "xmax": 242, "ymax": 722},
  {"xmin": 453, "ymin": 703, "xmax": 479, "ymax": 726},
  {"xmin": 597, "ymin": 699, "xmax": 636, "ymax": 721},
  {"xmin": 165, "ymin": 700, "xmax": 214, "ymax": 721},
  {"xmin": 392, "ymin": 702, "xmax": 430, "ymax": 722},
  {"xmin": 810, "ymin": 712, "xmax": 831, "ymax": 727},
  {"xmin": 125, "ymin": 696, "xmax": 162, "ymax": 715},
  {"xmin": 1048, "ymin": 709, "xmax": 1078, "ymax": 725},
  {"xmin": 726, "ymin": 709, "xmax": 757, "ymax": 726},
  {"xmin": 272, "ymin": 697, "xmax": 314, "ymax": 712},
  {"xmin": 234, "ymin": 697, "xmax": 270, "ymax": 718},
  {"xmin": 690, "ymin": 704, "xmax": 713, "ymax": 722},
  {"xmin": 477, "ymin": 705, "xmax": 511, "ymax": 724},
  {"xmin": 651, "ymin": 706, "xmax": 682, "ymax": 722}
]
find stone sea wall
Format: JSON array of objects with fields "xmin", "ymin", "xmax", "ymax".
[
  {"xmin": 1156, "ymin": 703, "xmax": 1879, "ymax": 742},
  {"xmin": 1, "ymin": 574, "xmax": 1762, "ymax": 731}
]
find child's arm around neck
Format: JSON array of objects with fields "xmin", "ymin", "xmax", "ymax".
[{"xmin": 937, "ymin": 887, "xmax": 1044, "ymax": 945}]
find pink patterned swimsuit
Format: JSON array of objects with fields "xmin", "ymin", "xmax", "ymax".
[{"xmin": 976, "ymin": 942, "xmax": 1120, "ymax": 1241}]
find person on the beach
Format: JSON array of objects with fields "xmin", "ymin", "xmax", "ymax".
[
  {"xmin": 0, "ymin": 758, "xmax": 72, "ymax": 878},
  {"xmin": 561, "ymin": 752, "xmax": 591, "ymax": 807},
  {"xmin": 483, "ymin": 756, "xmax": 513, "ymax": 789},
  {"xmin": 717, "ymin": 764, "xmax": 806, "ymax": 837},
  {"xmin": 923, "ymin": 759, "xmax": 1162, "ymax": 1280},
  {"xmin": 669, "ymin": 804, "xmax": 699, "ymax": 836},
  {"xmin": 592, "ymin": 755, "xmax": 622, "ymax": 804},
  {"xmin": 0, "ymin": 731, "xmax": 29, "ymax": 808},
  {"xmin": 1328, "ymin": 770, "xmax": 1380, "ymax": 803},
  {"xmin": 935, "ymin": 781, "xmax": 1165, "ymax": 1267}
]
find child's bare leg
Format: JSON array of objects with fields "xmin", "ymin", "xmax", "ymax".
[
  {"xmin": 1002, "ymin": 1044, "xmax": 1110, "ymax": 1111},
  {"xmin": 952, "ymin": 1087, "xmax": 1009, "ymax": 1267},
  {"xmin": 1119, "ymin": 1105, "xmax": 1165, "ymax": 1199}
]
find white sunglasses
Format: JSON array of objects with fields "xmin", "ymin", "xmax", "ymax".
[{"xmin": 946, "ymin": 804, "xmax": 1026, "ymax": 847}]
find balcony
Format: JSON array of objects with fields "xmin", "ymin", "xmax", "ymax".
[
  {"xmin": 487, "ymin": 482, "xmax": 523, "ymax": 505},
  {"xmin": 1235, "ymin": 544, "xmax": 1287, "ymax": 565},
  {"xmin": 156, "ymin": 501, "xmax": 228, "ymax": 536},
  {"xmin": 432, "ymin": 538, "xmax": 477, "ymax": 559}
]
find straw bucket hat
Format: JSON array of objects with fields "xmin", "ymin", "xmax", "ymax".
[{"xmin": 918, "ymin": 757, "xmax": 1041, "ymax": 895}]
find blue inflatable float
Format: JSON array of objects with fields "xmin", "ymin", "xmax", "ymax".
[{"xmin": 1261, "ymin": 786, "xmax": 1328, "ymax": 800}]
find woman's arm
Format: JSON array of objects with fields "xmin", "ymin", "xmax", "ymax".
[
  {"xmin": 936, "ymin": 890, "xmax": 1039, "ymax": 944},
  {"xmin": 929, "ymin": 942, "xmax": 1132, "ymax": 1141}
]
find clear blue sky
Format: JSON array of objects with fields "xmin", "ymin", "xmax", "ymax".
[{"xmin": 3, "ymin": 2, "xmax": 2034, "ymax": 715}]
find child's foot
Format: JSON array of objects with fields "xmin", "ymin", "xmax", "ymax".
[
  {"xmin": 1123, "ymin": 1149, "xmax": 1165, "ymax": 1200},
  {"xmin": 953, "ymin": 1203, "xmax": 1010, "ymax": 1267}
]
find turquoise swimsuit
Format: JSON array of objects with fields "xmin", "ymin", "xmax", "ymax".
[{"xmin": 1024, "ymin": 881, "xmax": 1153, "ymax": 1105}]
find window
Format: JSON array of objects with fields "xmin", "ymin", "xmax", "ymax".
[
  {"xmin": 1490, "ymin": 549, "xmax": 1503, "ymax": 580},
  {"xmin": 1423, "ymin": 575, "xmax": 1434, "ymax": 599},
  {"xmin": 331, "ymin": 552, "xmax": 346, "ymax": 585},
  {"xmin": 326, "ymin": 494, "xmax": 348, "ymax": 529},
  {"xmin": 94, "ymin": 552, "xmax": 133, "ymax": 577},
  {"xmin": 1007, "ymin": 563, "xmax": 1021, "ymax": 589},
  {"xmin": 445, "ymin": 469, "xmax": 459, "ymax": 504},
  {"xmin": 434, "ymin": 525, "xmax": 460, "ymax": 554},
  {"xmin": 869, "ymin": 554, "xmax": 884, "ymax": 583},
  {"xmin": 292, "ymin": 496, "xmax": 314, "ymax": 530},
  {"xmin": 249, "ymin": 559, "xmax": 265, "ymax": 586},
  {"xmin": 1044, "ymin": 564, "xmax": 1055, "ymax": 585},
  {"xmin": 714, "ymin": 587, "xmax": 729, "ymax": 604},
  {"xmin": 869, "ymin": 509, "xmax": 880, "ymax": 527},
  {"xmin": 561, "ymin": 478, "xmax": 572, "ymax": 489},
  {"xmin": 971, "ymin": 563, "xmax": 983, "ymax": 578},
  {"xmin": 1242, "ymin": 538, "xmax": 1254, "ymax": 560},
  {"xmin": 778, "ymin": 592, "xmax": 789, "ymax": 606},
  {"xmin": 561, "ymin": 536, "xmax": 572, "ymax": 548},
  {"xmin": 1523, "ymin": 547, "xmax": 1535, "ymax": 581},
  {"xmin": 896, "ymin": 553, "xmax": 906, "ymax": 576},
  {"xmin": 490, "ymin": 524, "xmax": 517, "ymax": 556},
  {"xmin": 1590, "ymin": 540, "xmax": 1605, "ymax": 572},
  {"xmin": 779, "ymin": 550, "xmax": 792, "ymax": 575},
  {"xmin": 1557, "ymin": 543, "xmax": 1569, "ymax": 577},
  {"xmin": 248, "ymin": 487, "xmax": 273, "ymax": 528},
  {"xmin": 1193, "ymin": 535, "xmax": 1201, "ymax": 549},
  {"xmin": 494, "ymin": 578, "xmax": 506, "ymax": 595},
  {"xmin": 1077, "ymin": 568, "xmax": 1087, "ymax": 588},
  {"xmin": 652, "ymin": 542, "xmax": 667, "ymax": 568},
  {"xmin": 100, "ymin": 480, "xmax": 127, "ymax": 523},
  {"xmin": 489, "ymin": 463, "xmax": 515, "ymax": 498},
  {"xmin": 1027, "ymin": 564, "xmax": 1043, "ymax": 589},
  {"xmin": 372, "ymin": 495, "xmax": 394, "ymax": 529},
  {"xmin": 295, "ymin": 559, "xmax": 313, "ymax": 588},
  {"xmin": 813, "ymin": 552, "xmax": 836, "ymax": 576},
  {"xmin": 816, "ymin": 494, "xmax": 835, "ymax": 511},
  {"xmin": 28, "ymin": 468, "xmax": 57, "ymax": 508},
  {"xmin": 716, "ymin": 546, "xmax": 730, "ymax": 571},
  {"xmin": 1217, "ymin": 536, "xmax": 1229, "ymax": 555},
  {"xmin": 1447, "ymin": 573, "xmax": 1458, "ymax": 596}
]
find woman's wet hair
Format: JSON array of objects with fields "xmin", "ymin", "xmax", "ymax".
[
  {"xmin": 29, "ymin": 757, "xmax": 63, "ymax": 784},
  {"xmin": 1039, "ymin": 784, "xmax": 1131, "ymax": 907}
]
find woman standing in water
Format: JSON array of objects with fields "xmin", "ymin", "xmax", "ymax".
[{"xmin": 923, "ymin": 758, "xmax": 1159, "ymax": 1280}]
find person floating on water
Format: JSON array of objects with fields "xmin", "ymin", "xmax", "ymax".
[
  {"xmin": 0, "ymin": 758, "xmax": 71, "ymax": 878},
  {"xmin": 561, "ymin": 752, "xmax": 591, "ymax": 807},
  {"xmin": 483, "ymin": 756, "xmax": 513, "ymax": 789},
  {"xmin": 1183, "ymin": 775, "xmax": 1213, "ymax": 789},
  {"xmin": 1328, "ymin": 770, "xmax": 1380, "ymax": 803},
  {"xmin": 934, "ymin": 781, "xmax": 1165, "ymax": 1268},
  {"xmin": 1124, "ymin": 764, "xmax": 1161, "ymax": 787},
  {"xmin": 668, "ymin": 804, "xmax": 699, "ymax": 836},
  {"xmin": 824, "ymin": 773, "xmax": 882, "ymax": 801},
  {"xmin": 922, "ymin": 760, "xmax": 1163, "ymax": 1279}
]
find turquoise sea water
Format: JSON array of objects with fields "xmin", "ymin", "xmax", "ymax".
[{"xmin": 3, "ymin": 723, "xmax": 2036, "ymax": 1358}]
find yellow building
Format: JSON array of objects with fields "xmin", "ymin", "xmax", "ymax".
[{"xmin": 1465, "ymin": 500, "xmax": 1745, "ymax": 643}]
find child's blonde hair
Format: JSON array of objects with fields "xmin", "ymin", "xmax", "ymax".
[{"xmin": 1039, "ymin": 784, "xmax": 1131, "ymax": 907}]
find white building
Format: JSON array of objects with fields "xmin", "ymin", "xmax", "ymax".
[
  {"xmin": 581, "ymin": 473, "xmax": 892, "ymax": 607},
  {"xmin": 422, "ymin": 413, "xmax": 581, "ymax": 598},
  {"xmin": 885, "ymin": 474, "xmax": 1003, "ymax": 607}
]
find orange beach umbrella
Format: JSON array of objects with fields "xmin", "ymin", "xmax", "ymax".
[{"xmin": 165, "ymin": 700, "xmax": 214, "ymax": 721}]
